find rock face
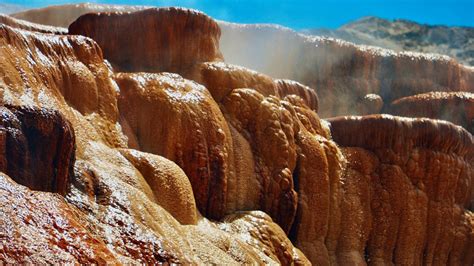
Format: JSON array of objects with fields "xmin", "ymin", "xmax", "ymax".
[
  {"xmin": 328, "ymin": 115, "xmax": 474, "ymax": 265},
  {"xmin": 1, "ymin": 5, "xmax": 473, "ymax": 266},
  {"xmin": 219, "ymin": 22, "xmax": 474, "ymax": 117},
  {"xmin": 69, "ymin": 8, "xmax": 223, "ymax": 74},
  {"xmin": 72, "ymin": 9, "xmax": 323, "ymax": 233},
  {"xmin": 193, "ymin": 62, "xmax": 318, "ymax": 111},
  {"xmin": 390, "ymin": 91, "xmax": 474, "ymax": 134},
  {"xmin": 114, "ymin": 70, "xmax": 324, "ymax": 234},
  {"xmin": 0, "ymin": 21, "xmax": 308, "ymax": 264},
  {"xmin": 115, "ymin": 72, "xmax": 233, "ymax": 220},
  {"xmin": 0, "ymin": 105, "xmax": 75, "ymax": 195},
  {"xmin": 119, "ymin": 149, "xmax": 198, "ymax": 225}
]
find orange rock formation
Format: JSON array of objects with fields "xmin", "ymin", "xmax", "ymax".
[
  {"xmin": 0, "ymin": 22, "xmax": 307, "ymax": 264},
  {"xmin": 0, "ymin": 5, "xmax": 473, "ymax": 265},
  {"xmin": 69, "ymin": 8, "xmax": 223, "ymax": 74},
  {"xmin": 390, "ymin": 91, "xmax": 474, "ymax": 133},
  {"xmin": 0, "ymin": 105, "xmax": 74, "ymax": 195},
  {"xmin": 328, "ymin": 115, "xmax": 474, "ymax": 265}
]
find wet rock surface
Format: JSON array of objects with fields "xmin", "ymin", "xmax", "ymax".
[
  {"xmin": 115, "ymin": 72, "xmax": 232, "ymax": 220},
  {"xmin": 0, "ymin": 105, "xmax": 75, "ymax": 195},
  {"xmin": 0, "ymin": 5, "xmax": 473, "ymax": 265},
  {"xmin": 0, "ymin": 172, "xmax": 119, "ymax": 264},
  {"xmin": 0, "ymin": 22, "xmax": 306, "ymax": 264}
]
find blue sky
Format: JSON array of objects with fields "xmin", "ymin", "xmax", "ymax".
[{"xmin": 2, "ymin": 0, "xmax": 474, "ymax": 29}]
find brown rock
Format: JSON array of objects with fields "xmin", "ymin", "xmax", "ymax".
[
  {"xmin": 65, "ymin": 9, "xmax": 320, "ymax": 112},
  {"xmin": 221, "ymin": 88, "xmax": 298, "ymax": 232},
  {"xmin": 115, "ymin": 72, "xmax": 233, "ymax": 220},
  {"xmin": 336, "ymin": 147, "xmax": 376, "ymax": 265},
  {"xmin": 0, "ymin": 23, "xmax": 123, "ymax": 148},
  {"xmin": 69, "ymin": 8, "xmax": 223, "ymax": 73},
  {"xmin": 358, "ymin": 93, "xmax": 384, "ymax": 115},
  {"xmin": 113, "ymin": 67, "xmax": 313, "ymax": 233},
  {"xmin": 192, "ymin": 62, "xmax": 276, "ymax": 102},
  {"xmin": 328, "ymin": 115, "xmax": 474, "ymax": 159},
  {"xmin": 290, "ymin": 127, "xmax": 344, "ymax": 265},
  {"xmin": 4, "ymin": 4, "xmax": 473, "ymax": 265},
  {"xmin": 0, "ymin": 172, "xmax": 119, "ymax": 264},
  {"xmin": 193, "ymin": 62, "xmax": 319, "ymax": 110},
  {"xmin": 276, "ymin": 79, "xmax": 319, "ymax": 111},
  {"xmin": 220, "ymin": 211, "xmax": 311, "ymax": 265},
  {"xmin": 226, "ymin": 123, "xmax": 261, "ymax": 212},
  {"xmin": 390, "ymin": 91, "xmax": 474, "ymax": 133},
  {"xmin": 119, "ymin": 148, "xmax": 198, "ymax": 225},
  {"xmin": 0, "ymin": 105, "xmax": 75, "ymax": 195},
  {"xmin": 0, "ymin": 21, "xmax": 310, "ymax": 264},
  {"xmin": 328, "ymin": 115, "xmax": 474, "ymax": 265}
]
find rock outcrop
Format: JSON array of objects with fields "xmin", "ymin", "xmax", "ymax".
[
  {"xmin": 119, "ymin": 149, "xmax": 198, "ymax": 225},
  {"xmin": 69, "ymin": 8, "xmax": 223, "ymax": 74},
  {"xmin": 0, "ymin": 105, "xmax": 75, "ymax": 195},
  {"xmin": 67, "ymin": 8, "xmax": 319, "ymax": 111},
  {"xmin": 193, "ymin": 62, "xmax": 318, "ymax": 110},
  {"xmin": 0, "ymin": 21, "xmax": 308, "ymax": 264},
  {"xmin": 114, "ymin": 70, "xmax": 325, "ymax": 234},
  {"xmin": 1, "ymin": 5, "xmax": 473, "ymax": 266},
  {"xmin": 115, "ymin": 72, "xmax": 233, "ymax": 220},
  {"xmin": 390, "ymin": 91, "xmax": 474, "ymax": 134},
  {"xmin": 328, "ymin": 115, "xmax": 474, "ymax": 265}
]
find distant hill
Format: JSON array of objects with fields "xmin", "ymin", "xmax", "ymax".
[{"xmin": 302, "ymin": 16, "xmax": 474, "ymax": 66}]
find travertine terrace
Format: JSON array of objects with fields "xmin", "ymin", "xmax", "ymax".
[{"xmin": 0, "ymin": 4, "xmax": 473, "ymax": 265}]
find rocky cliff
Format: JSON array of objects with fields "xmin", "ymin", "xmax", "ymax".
[
  {"xmin": 0, "ymin": 5, "xmax": 473, "ymax": 265},
  {"xmin": 328, "ymin": 115, "xmax": 474, "ymax": 265},
  {"xmin": 0, "ymin": 11, "xmax": 312, "ymax": 264},
  {"xmin": 69, "ymin": 8, "xmax": 224, "ymax": 74}
]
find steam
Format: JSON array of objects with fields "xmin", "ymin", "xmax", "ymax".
[{"xmin": 217, "ymin": 21, "xmax": 474, "ymax": 120}]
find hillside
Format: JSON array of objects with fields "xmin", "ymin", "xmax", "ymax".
[{"xmin": 303, "ymin": 16, "xmax": 474, "ymax": 66}]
